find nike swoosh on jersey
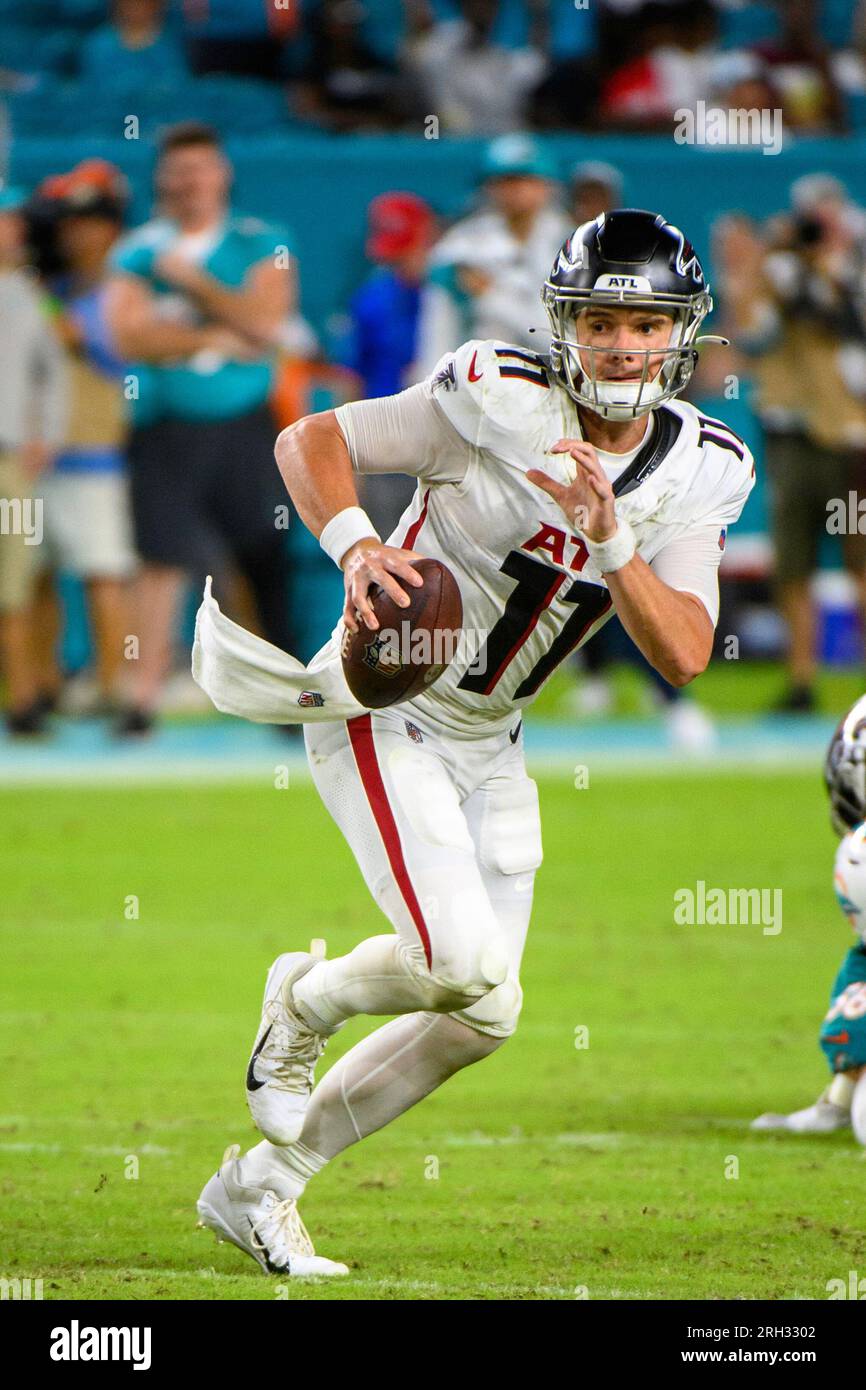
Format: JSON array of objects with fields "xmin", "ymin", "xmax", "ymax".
[
  {"xmin": 509, "ymin": 721, "xmax": 522, "ymax": 744},
  {"xmin": 246, "ymin": 1023, "xmax": 273, "ymax": 1092},
  {"xmin": 468, "ymin": 350, "xmax": 483, "ymax": 382}
]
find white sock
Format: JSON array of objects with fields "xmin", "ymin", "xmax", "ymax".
[
  {"xmin": 828, "ymin": 1072, "xmax": 855, "ymax": 1110},
  {"xmin": 239, "ymin": 1138, "xmax": 326, "ymax": 1202},
  {"xmin": 240, "ymin": 1012, "xmax": 501, "ymax": 1198},
  {"xmin": 851, "ymin": 1072, "xmax": 866, "ymax": 1145}
]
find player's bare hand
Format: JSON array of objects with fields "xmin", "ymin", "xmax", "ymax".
[
  {"xmin": 528, "ymin": 439, "xmax": 617, "ymax": 542},
  {"xmin": 341, "ymin": 540, "xmax": 425, "ymax": 633}
]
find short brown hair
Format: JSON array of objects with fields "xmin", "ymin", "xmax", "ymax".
[{"xmin": 158, "ymin": 122, "xmax": 222, "ymax": 160}]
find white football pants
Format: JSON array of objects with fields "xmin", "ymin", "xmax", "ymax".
[{"xmin": 299, "ymin": 705, "xmax": 542, "ymax": 1039}]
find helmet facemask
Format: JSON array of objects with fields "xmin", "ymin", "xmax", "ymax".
[{"xmin": 543, "ymin": 284, "xmax": 713, "ymax": 421}]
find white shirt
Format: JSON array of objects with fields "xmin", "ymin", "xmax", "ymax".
[
  {"xmin": 404, "ymin": 20, "xmax": 547, "ymax": 134},
  {"xmin": 415, "ymin": 205, "xmax": 572, "ymax": 379}
]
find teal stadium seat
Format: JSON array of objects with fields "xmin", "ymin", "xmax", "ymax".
[
  {"xmin": 0, "ymin": 24, "xmax": 80, "ymax": 76},
  {"xmin": 822, "ymin": 0, "xmax": 857, "ymax": 47},
  {"xmin": 717, "ymin": 2, "xmax": 779, "ymax": 49},
  {"xmin": 53, "ymin": 0, "xmax": 120, "ymax": 25},
  {"xmin": 0, "ymin": 0, "xmax": 54, "ymax": 21},
  {"xmin": 5, "ymin": 76, "xmax": 290, "ymax": 139},
  {"xmin": 845, "ymin": 90, "xmax": 866, "ymax": 129},
  {"xmin": 718, "ymin": 0, "xmax": 856, "ymax": 50}
]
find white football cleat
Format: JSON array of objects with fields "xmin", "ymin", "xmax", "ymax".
[
  {"xmin": 197, "ymin": 1146, "xmax": 348, "ymax": 1276},
  {"xmin": 246, "ymin": 940, "xmax": 330, "ymax": 1146},
  {"xmin": 751, "ymin": 1091, "xmax": 851, "ymax": 1134}
]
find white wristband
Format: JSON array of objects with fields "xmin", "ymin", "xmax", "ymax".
[
  {"xmin": 319, "ymin": 507, "xmax": 380, "ymax": 569},
  {"xmin": 584, "ymin": 519, "xmax": 636, "ymax": 574}
]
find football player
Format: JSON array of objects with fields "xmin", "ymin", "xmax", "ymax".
[
  {"xmin": 752, "ymin": 695, "xmax": 866, "ymax": 1141},
  {"xmin": 195, "ymin": 210, "xmax": 756, "ymax": 1275}
]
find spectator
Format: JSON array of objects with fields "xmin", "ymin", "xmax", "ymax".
[
  {"xmin": 34, "ymin": 161, "xmax": 136, "ymax": 717},
  {"xmin": 568, "ymin": 160, "xmax": 624, "ymax": 225},
  {"xmin": 414, "ymin": 133, "xmax": 569, "ymax": 378},
  {"xmin": 401, "ymin": 0, "xmax": 548, "ymax": 134},
  {"xmin": 339, "ymin": 191, "xmax": 435, "ymax": 399},
  {"xmin": 294, "ymin": 0, "xmax": 398, "ymax": 131},
  {"xmin": 80, "ymin": 0, "xmax": 188, "ymax": 89},
  {"xmin": 747, "ymin": 0, "xmax": 845, "ymax": 133},
  {"xmin": 708, "ymin": 50, "xmax": 783, "ymax": 131},
  {"xmin": 0, "ymin": 187, "xmax": 67, "ymax": 736},
  {"xmin": 717, "ymin": 177, "xmax": 866, "ymax": 712},
  {"xmin": 599, "ymin": 0, "xmax": 720, "ymax": 129},
  {"xmin": 182, "ymin": 0, "xmax": 300, "ymax": 82},
  {"xmin": 105, "ymin": 123, "xmax": 296, "ymax": 736},
  {"xmin": 335, "ymin": 190, "xmax": 436, "ymax": 537}
]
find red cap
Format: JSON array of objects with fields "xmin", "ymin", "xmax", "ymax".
[
  {"xmin": 366, "ymin": 192, "xmax": 434, "ymax": 262},
  {"xmin": 39, "ymin": 159, "xmax": 128, "ymax": 218}
]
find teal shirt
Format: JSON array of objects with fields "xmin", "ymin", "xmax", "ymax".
[
  {"xmin": 820, "ymin": 944, "xmax": 866, "ymax": 1074},
  {"xmin": 80, "ymin": 25, "xmax": 189, "ymax": 89},
  {"xmin": 112, "ymin": 215, "xmax": 292, "ymax": 426}
]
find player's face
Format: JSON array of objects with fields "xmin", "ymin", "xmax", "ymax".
[
  {"xmin": 487, "ymin": 175, "xmax": 550, "ymax": 219},
  {"xmin": 157, "ymin": 145, "xmax": 231, "ymax": 219},
  {"xmin": 571, "ymin": 182, "xmax": 613, "ymax": 225},
  {"xmin": 57, "ymin": 214, "xmax": 119, "ymax": 266},
  {"xmin": 572, "ymin": 305, "xmax": 676, "ymax": 383}
]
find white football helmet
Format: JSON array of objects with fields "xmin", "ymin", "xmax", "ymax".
[
  {"xmin": 542, "ymin": 210, "xmax": 724, "ymax": 421},
  {"xmin": 833, "ymin": 823, "xmax": 866, "ymax": 945},
  {"xmin": 824, "ymin": 693, "xmax": 866, "ymax": 836}
]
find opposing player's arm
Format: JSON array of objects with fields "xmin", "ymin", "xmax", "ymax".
[{"xmin": 276, "ymin": 381, "xmax": 467, "ymax": 632}]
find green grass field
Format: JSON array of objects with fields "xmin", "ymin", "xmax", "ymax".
[{"xmin": 2, "ymin": 768, "xmax": 862, "ymax": 1301}]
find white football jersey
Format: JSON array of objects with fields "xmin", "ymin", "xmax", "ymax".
[{"xmin": 336, "ymin": 337, "xmax": 755, "ymax": 735}]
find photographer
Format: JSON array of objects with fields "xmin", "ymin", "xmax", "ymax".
[{"xmin": 717, "ymin": 176, "xmax": 866, "ymax": 712}]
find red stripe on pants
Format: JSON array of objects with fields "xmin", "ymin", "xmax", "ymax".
[{"xmin": 347, "ymin": 713, "xmax": 433, "ymax": 967}]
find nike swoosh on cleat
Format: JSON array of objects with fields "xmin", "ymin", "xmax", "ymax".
[
  {"xmin": 824, "ymin": 1032, "xmax": 850, "ymax": 1044},
  {"xmin": 246, "ymin": 1023, "xmax": 273, "ymax": 1092},
  {"xmin": 468, "ymin": 350, "xmax": 483, "ymax": 382}
]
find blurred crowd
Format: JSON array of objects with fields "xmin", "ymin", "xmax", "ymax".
[
  {"xmin": 4, "ymin": 108, "xmax": 866, "ymax": 742},
  {"xmin": 5, "ymin": 0, "xmax": 866, "ymax": 136}
]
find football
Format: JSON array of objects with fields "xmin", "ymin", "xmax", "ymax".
[{"xmin": 340, "ymin": 557, "xmax": 463, "ymax": 709}]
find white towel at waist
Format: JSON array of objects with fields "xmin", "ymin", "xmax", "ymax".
[{"xmin": 192, "ymin": 577, "xmax": 366, "ymax": 724}]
